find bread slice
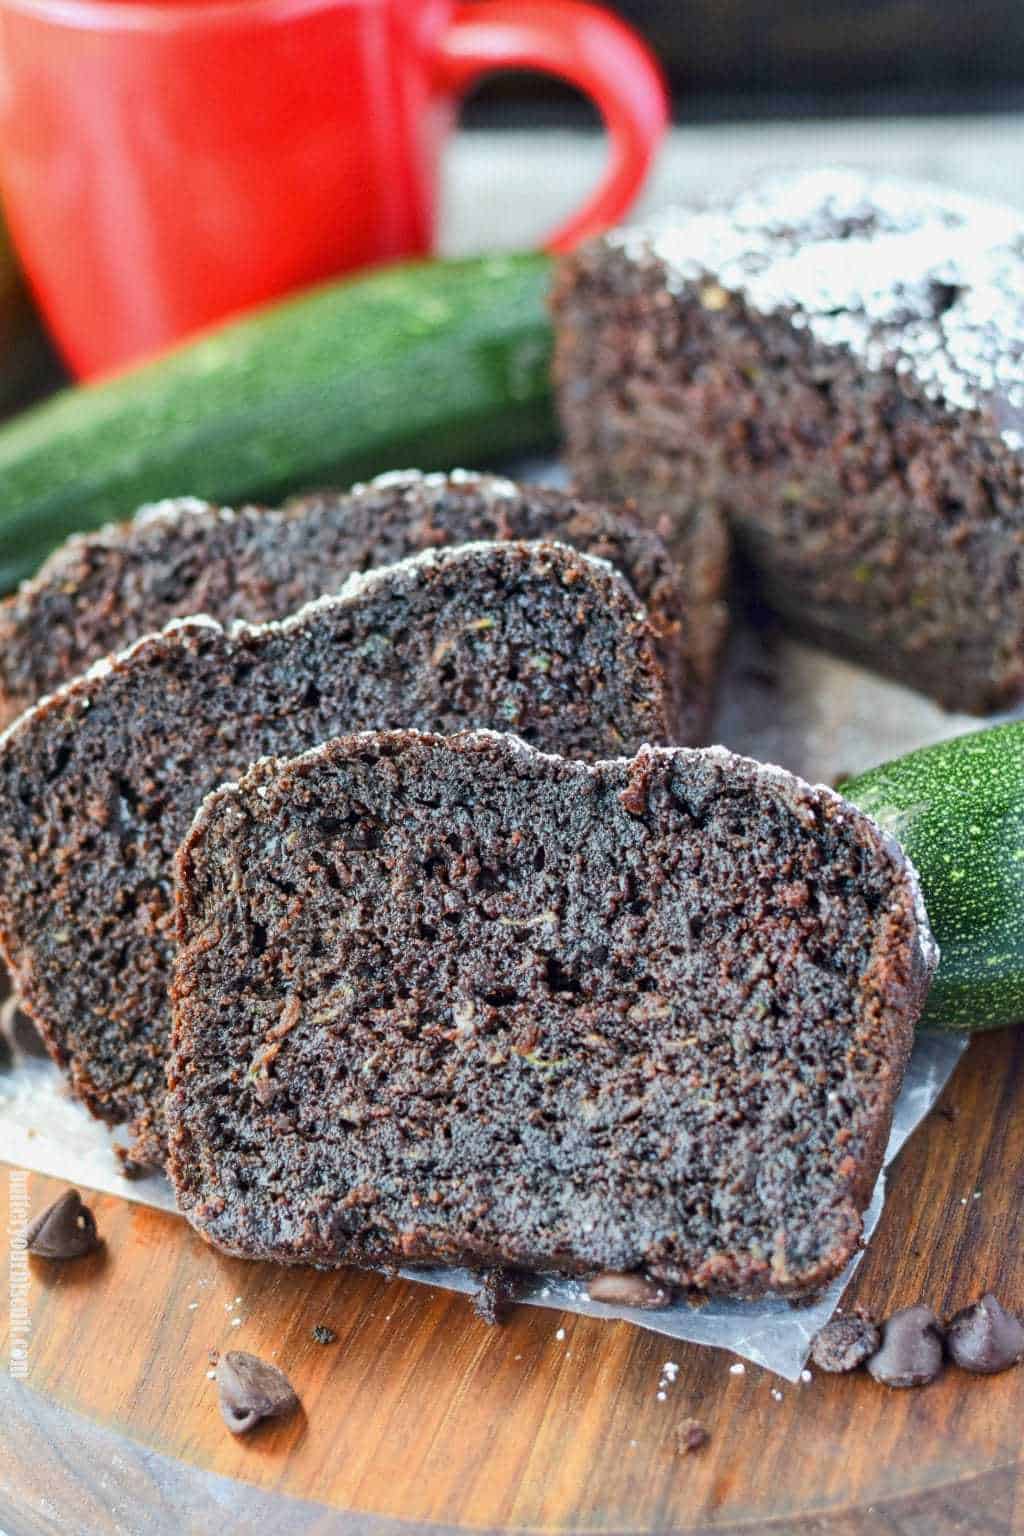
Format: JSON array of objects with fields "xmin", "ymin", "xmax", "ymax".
[
  {"xmin": 168, "ymin": 729, "xmax": 935, "ymax": 1298},
  {"xmin": 0, "ymin": 541, "xmax": 667, "ymax": 1165},
  {"xmin": 0, "ymin": 470, "xmax": 710, "ymax": 742}
]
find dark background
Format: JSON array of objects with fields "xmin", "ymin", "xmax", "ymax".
[{"xmin": 465, "ymin": 0, "xmax": 1024, "ymax": 124}]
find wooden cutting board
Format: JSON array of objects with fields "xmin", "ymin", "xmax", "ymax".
[{"xmin": 2, "ymin": 1024, "xmax": 1022, "ymax": 1536}]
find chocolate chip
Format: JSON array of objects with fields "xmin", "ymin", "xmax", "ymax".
[
  {"xmin": 311, "ymin": 1325, "xmax": 336, "ymax": 1345},
  {"xmin": 587, "ymin": 1270, "xmax": 672, "ymax": 1309},
  {"xmin": 674, "ymin": 1418, "xmax": 708, "ymax": 1454},
  {"xmin": 24, "ymin": 1190, "xmax": 100, "ymax": 1259},
  {"xmin": 946, "ymin": 1295, "xmax": 1024, "ymax": 1375},
  {"xmin": 810, "ymin": 1314, "xmax": 880, "ymax": 1373},
  {"xmin": 216, "ymin": 1351, "xmax": 298, "ymax": 1435},
  {"xmin": 867, "ymin": 1305, "xmax": 944, "ymax": 1388}
]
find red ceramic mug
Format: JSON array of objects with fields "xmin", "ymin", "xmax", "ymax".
[{"xmin": 0, "ymin": 0, "xmax": 667, "ymax": 377}]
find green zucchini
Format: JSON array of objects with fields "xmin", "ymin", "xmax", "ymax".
[
  {"xmin": 0, "ymin": 252, "xmax": 556, "ymax": 591},
  {"xmin": 844, "ymin": 723, "xmax": 1024, "ymax": 1031}
]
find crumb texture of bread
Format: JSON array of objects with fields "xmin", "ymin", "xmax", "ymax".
[
  {"xmin": 168, "ymin": 729, "xmax": 935, "ymax": 1298},
  {"xmin": 0, "ymin": 542, "xmax": 667, "ymax": 1161},
  {"xmin": 0, "ymin": 471, "xmax": 710, "ymax": 743},
  {"xmin": 553, "ymin": 169, "xmax": 1024, "ymax": 713}
]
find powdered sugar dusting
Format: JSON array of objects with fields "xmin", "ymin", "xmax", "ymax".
[
  {"xmin": 133, "ymin": 496, "xmax": 219, "ymax": 527},
  {"xmin": 350, "ymin": 468, "xmax": 519, "ymax": 499},
  {"xmin": 613, "ymin": 168, "xmax": 1024, "ymax": 445}
]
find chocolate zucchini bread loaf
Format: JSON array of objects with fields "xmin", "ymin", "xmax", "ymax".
[
  {"xmin": 553, "ymin": 168, "xmax": 1024, "ymax": 712},
  {"xmin": 0, "ymin": 470, "xmax": 710, "ymax": 742},
  {"xmin": 168, "ymin": 729, "xmax": 935, "ymax": 1296},
  {"xmin": 0, "ymin": 541, "xmax": 668, "ymax": 1165}
]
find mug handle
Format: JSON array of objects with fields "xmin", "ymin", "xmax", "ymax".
[{"xmin": 434, "ymin": 0, "xmax": 668, "ymax": 251}]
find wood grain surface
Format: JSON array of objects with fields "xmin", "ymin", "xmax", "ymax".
[{"xmin": 2, "ymin": 1025, "xmax": 1022, "ymax": 1536}]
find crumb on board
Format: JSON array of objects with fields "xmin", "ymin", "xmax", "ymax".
[{"xmin": 674, "ymin": 1419, "xmax": 709, "ymax": 1455}]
